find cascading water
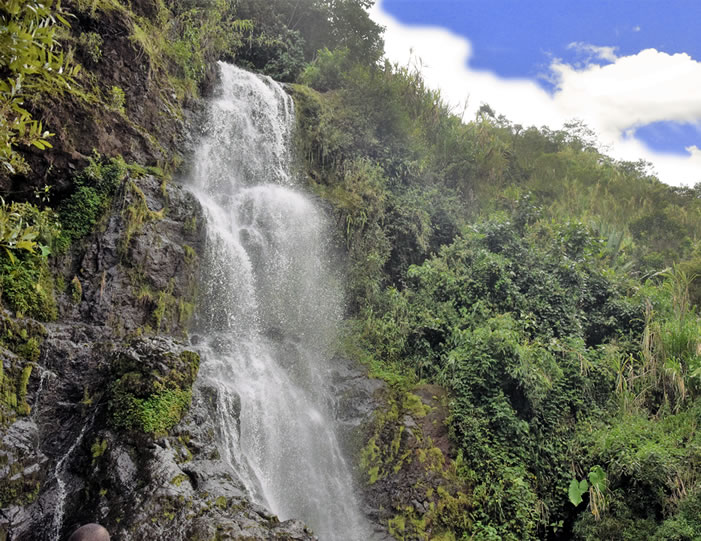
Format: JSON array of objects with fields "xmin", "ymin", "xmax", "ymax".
[{"xmin": 188, "ymin": 62, "xmax": 369, "ymax": 540}]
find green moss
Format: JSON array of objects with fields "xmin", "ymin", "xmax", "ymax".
[
  {"xmin": 171, "ymin": 473, "xmax": 188, "ymax": 487},
  {"xmin": 361, "ymin": 390, "xmax": 430, "ymax": 485},
  {"xmin": 81, "ymin": 386, "xmax": 93, "ymax": 406},
  {"xmin": 179, "ymin": 350, "xmax": 201, "ymax": 380},
  {"xmin": 175, "ymin": 435, "xmax": 194, "ymax": 464},
  {"xmin": 0, "ymin": 315, "xmax": 46, "ymax": 424},
  {"xmin": 183, "ymin": 244, "xmax": 197, "ymax": 265},
  {"xmin": 149, "ymin": 281, "xmax": 195, "ymax": 335},
  {"xmin": 183, "ymin": 216, "xmax": 198, "ymax": 235},
  {"xmin": 121, "ymin": 180, "xmax": 165, "ymax": 254},
  {"xmin": 15, "ymin": 363, "xmax": 33, "ymax": 416},
  {"xmin": 178, "ymin": 299, "xmax": 195, "ymax": 327},
  {"xmin": 153, "ymin": 283, "xmax": 176, "ymax": 332},
  {"xmin": 0, "ymin": 475, "xmax": 40, "ymax": 508},
  {"xmin": 91, "ymin": 438, "xmax": 108, "ymax": 459},
  {"xmin": 55, "ymin": 275, "xmax": 66, "ymax": 293},
  {"xmin": 405, "ymin": 393, "xmax": 430, "ymax": 418},
  {"xmin": 78, "ymin": 31, "xmax": 103, "ymax": 63},
  {"xmin": 360, "ymin": 436, "xmax": 381, "ymax": 485},
  {"xmin": 388, "ymin": 515, "xmax": 406, "ymax": 538},
  {"xmin": 70, "ymin": 276, "xmax": 83, "ymax": 304},
  {"xmin": 57, "ymin": 154, "xmax": 127, "ymax": 249},
  {"xmin": 109, "ymin": 85, "xmax": 126, "ymax": 114},
  {"xmin": 361, "ymin": 388, "xmax": 478, "ymax": 540},
  {"xmin": 111, "ymin": 386, "xmax": 192, "ymax": 436},
  {"xmin": 1, "ymin": 260, "xmax": 57, "ymax": 320},
  {"xmin": 108, "ymin": 347, "xmax": 200, "ymax": 436},
  {"xmin": 16, "ymin": 337, "xmax": 40, "ymax": 363}
]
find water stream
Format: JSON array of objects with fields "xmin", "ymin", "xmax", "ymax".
[
  {"xmin": 50, "ymin": 413, "xmax": 94, "ymax": 541},
  {"xmin": 188, "ymin": 62, "xmax": 368, "ymax": 540}
]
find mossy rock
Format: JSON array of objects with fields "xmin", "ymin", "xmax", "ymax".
[
  {"xmin": 108, "ymin": 338, "xmax": 200, "ymax": 436},
  {"xmin": 0, "ymin": 312, "xmax": 46, "ymax": 424},
  {"xmin": 0, "ymin": 458, "xmax": 41, "ymax": 508},
  {"xmin": 361, "ymin": 387, "xmax": 474, "ymax": 541}
]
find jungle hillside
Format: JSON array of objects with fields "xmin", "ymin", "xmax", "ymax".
[{"xmin": 1, "ymin": 1, "xmax": 700, "ymax": 540}]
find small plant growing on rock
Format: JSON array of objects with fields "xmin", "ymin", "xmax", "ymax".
[
  {"xmin": 91, "ymin": 438, "xmax": 108, "ymax": 460},
  {"xmin": 110, "ymin": 85, "xmax": 126, "ymax": 114},
  {"xmin": 109, "ymin": 345, "xmax": 200, "ymax": 436},
  {"xmin": 70, "ymin": 276, "xmax": 83, "ymax": 304},
  {"xmin": 78, "ymin": 31, "xmax": 103, "ymax": 63}
]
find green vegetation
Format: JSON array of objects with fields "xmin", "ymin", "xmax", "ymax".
[
  {"xmin": 120, "ymin": 179, "xmax": 165, "ymax": 253},
  {"xmin": 70, "ymin": 275, "xmax": 83, "ymax": 304},
  {"xmin": 0, "ymin": 0, "xmax": 79, "ymax": 178},
  {"xmin": 1, "ymin": 0, "xmax": 698, "ymax": 537},
  {"xmin": 57, "ymin": 153, "xmax": 127, "ymax": 250},
  {"xmin": 90, "ymin": 438, "xmax": 108, "ymax": 459},
  {"xmin": 232, "ymin": 0, "xmax": 382, "ymax": 81},
  {"xmin": 0, "ymin": 313, "xmax": 46, "ymax": 425},
  {"xmin": 109, "ymin": 348, "xmax": 200, "ymax": 436},
  {"xmin": 290, "ymin": 23, "xmax": 701, "ymax": 538},
  {"xmin": 0, "ymin": 458, "xmax": 41, "ymax": 507},
  {"xmin": 0, "ymin": 199, "xmax": 58, "ymax": 319},
  {"xmin": 67, "ymin": 0, "xmax": 254, "ymax": 101},
  {"xmin": 111, "ymin": 386, "xmax": 192, "ymax": 435}
]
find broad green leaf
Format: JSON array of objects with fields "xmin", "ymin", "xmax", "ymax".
[{"xmin": 568, "ymin": 478, "xmax": 588, "ymax": 506}]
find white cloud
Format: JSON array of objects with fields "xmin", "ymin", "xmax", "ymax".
[
  {"xmin": 370, "ymin": 1, "xmax": 701, "ymax": 186},
  {"xmin": 567, "ymin": 42, "xmax": 619, "ymax": 63}
]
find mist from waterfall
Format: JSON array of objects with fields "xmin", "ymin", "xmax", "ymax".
[{"xmin": 188, "ymin": 62, "xmax": 368, "ymax": 541}]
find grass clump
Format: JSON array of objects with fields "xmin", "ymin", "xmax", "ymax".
[{"xmin": 120, "ymin": 180, "xmax": 165, "ymax": 254}]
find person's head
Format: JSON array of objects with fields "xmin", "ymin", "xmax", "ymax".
[{"xmin": 67, "ymin": 523, "xmax": 110, "ymax": 541}]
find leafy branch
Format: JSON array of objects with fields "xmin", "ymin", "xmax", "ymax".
[{"xmin": 0, "ymin": 0, "xmax": 80, "ymax": 176}]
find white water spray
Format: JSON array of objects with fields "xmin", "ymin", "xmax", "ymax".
[{"xmin": 189, "ymin": 62, "xmax": 368, "ymax": 540}]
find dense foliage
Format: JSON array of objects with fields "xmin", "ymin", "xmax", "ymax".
[{"xmin": 291, "ymin": 20, "xmax": 700, "ymax": 539}]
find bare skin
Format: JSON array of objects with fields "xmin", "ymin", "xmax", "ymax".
[{"xmin": 67, "ymin": 523, "xmax": 110, "ymax": 541}]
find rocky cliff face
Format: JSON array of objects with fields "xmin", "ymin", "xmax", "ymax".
[
  {"xmin": 0, "ymin": 172, "xmax": 319, "ymax": 540},
  {"xmin": 0, "ymin": 0, "xmax": 314, "ymax": 535}
]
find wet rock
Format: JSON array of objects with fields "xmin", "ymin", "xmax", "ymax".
[
  {"xmin": 75, "ymin": 174, "xmax": 205, "ymax": 335},
  {"xmin": 329, "ymin": 355, "xmax": 385, "ymax": 453}
]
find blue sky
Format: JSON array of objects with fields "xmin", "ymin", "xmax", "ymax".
[{"xmin": 371, "ymin": 1, "xmax": 701, "ymax": 185}]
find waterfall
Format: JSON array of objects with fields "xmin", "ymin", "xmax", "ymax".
[{"xmin": 188, "ymin": 62, "xmax": 368, "ymax": 540}]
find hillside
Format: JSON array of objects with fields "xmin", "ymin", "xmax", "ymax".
[{"xmin": 1, "ymin": 1, "xmax": 699, "ymax": 540}]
